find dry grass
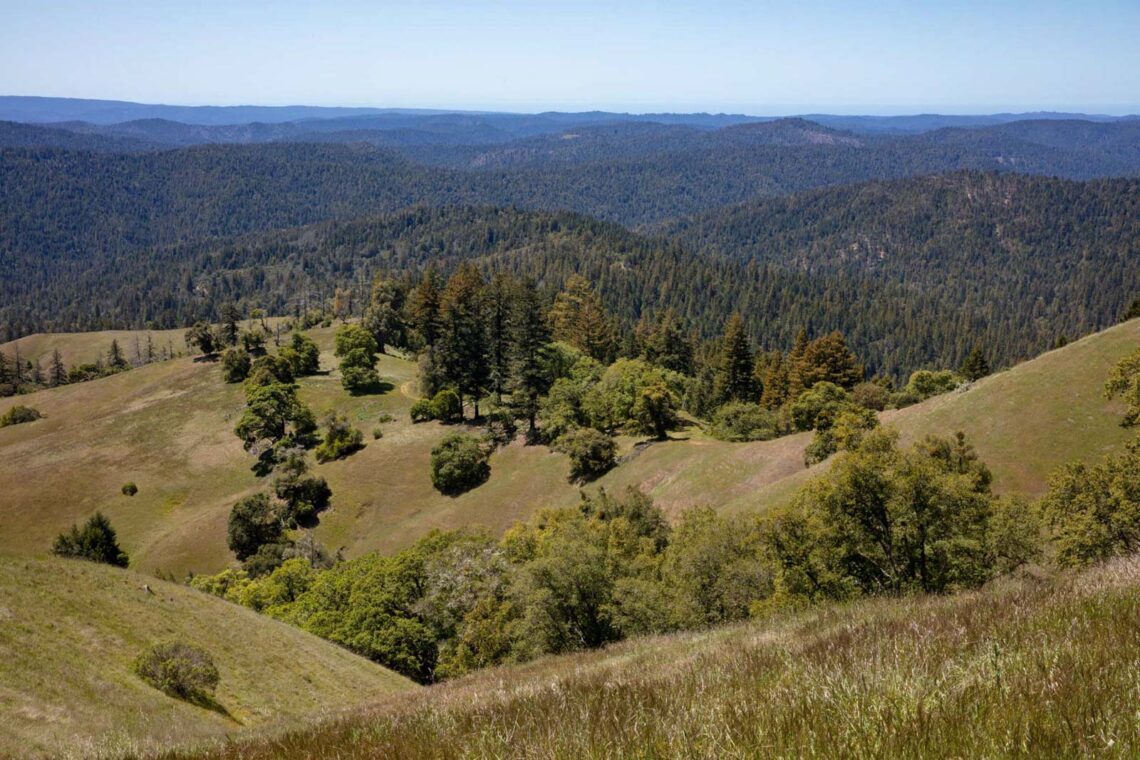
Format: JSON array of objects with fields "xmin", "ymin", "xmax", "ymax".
[
  {"xmin": 157, "ymin": 555, "xmax": 1140, "ymax": 759},
  {"xmin": 0, "ymin": 555, "xmax": 414, "ymax": 759},
  {"xmin": 1, "ymin": 320, "xmax": 1135, "ymax": 576}
]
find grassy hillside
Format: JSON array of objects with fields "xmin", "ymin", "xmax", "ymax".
[
  {"xmin": 1, "ymin": 319, "xmax": 1135, "ymax": 576},
  {"xmin": 163, "ymin": 554, "xmax": 1140, "ymax": 759},
  {"xmin": 0, "ymin": 556, "xmax": 413, "ymax": 759}
]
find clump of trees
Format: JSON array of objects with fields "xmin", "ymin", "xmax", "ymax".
[
  {"xmin": 134, "ymin": 642, "xmax": 219, "ymax": 704},
  {"xmin": 1, "ymin": 337, "xmax": 162, "ymax": 398},
  {"xmin": 51, "ymin": 512, "xmax": 130, "ymax": 567},
  {"xmin": 333, "ymin": 324, "xmax": 381, "ymax": 393},
  {"xmin": 0, "ymin": 404, "xmax": 42, "ymax": 427},
  {"xmin": 196, "ymin": 427, "xmax": 1038, "ymax": 684},
  {"xmin": 314, "ymin": 414, "xmax": 364, "ymax": 463}
]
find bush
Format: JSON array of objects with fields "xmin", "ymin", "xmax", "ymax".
[
  {"xmin": 709, "ymin": 402, "xmax": 778, "ymax": 442},
  {"xmin": 51, "ymin": 512, "xmax": 129, "ymax": 567},
  {"xmin": 430, "ymin": 389, "xmax": 463, "ymax": 423},
  {"xmin": 410, "ymin": 399, "xmax": 434, "ymax": 423},
  {"xmin": 555, "ymin": 428, "xmax": 617, "ymax": 482},
  {"xmin": 121, "ymin": 482, "xmax": 138, "ymax": 497},
  {"xmin": 221, "ymin": 347, "xmax": 251, "ymax": 383},
  {"xmin": 133, "ymin": 642, "xmax": 220, "ymax": 702},
  {"xmin": 903, "ymin": 369, "xmax": 962, "ymax": 400},
  {"xmin": 373, "ymin": 427, "xmax": 384, "ymax": 440},
  {"xmin": 0, "ymin": 405, "xmax": 42, "ymax": 427},
  {"xmin": 314, "ymin": 413, "xmax": 364, "ymax": 463},
  {"xmin": 851, "ymin": 382, "xmax": 890, "ymax": 411},
  {"xmin": 430, "ymin": 434, "xmax": 491, "ymax": 494}
]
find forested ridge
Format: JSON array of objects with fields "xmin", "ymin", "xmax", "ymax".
[{"xmin": 5, "ymin": 172, "xmax": 1136, "ymax": 378}]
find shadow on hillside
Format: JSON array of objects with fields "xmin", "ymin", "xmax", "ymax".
[
  {"xmin": 347, "ymin": 378, "xmax": 395, "ymax": 396},
  {"xmin": 186, "ymin": 693, "xmax": 242, "ymax": 724}
]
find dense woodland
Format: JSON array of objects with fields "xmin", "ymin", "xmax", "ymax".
[{"xmin": 5, "ymin": 172, "xmax": 1136, "ymax": 379}]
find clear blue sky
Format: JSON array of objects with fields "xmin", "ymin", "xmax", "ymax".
[{"xmin": 1, "ymin": 0, "xmax": 1137, "ymax": 114}]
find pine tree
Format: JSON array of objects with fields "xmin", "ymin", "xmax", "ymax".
[
  {"xmin": 549, "ymin": 275, "xmax": 617, "ymax": 363},
  {"xmin": 438, "ymin": 263, "xmax": 490, "ymax": 418},
  {"xmin": 509, "ymin": 278, "xmax": 552, "ymax": 440},
  {"xmin": 409, "ymin": 265, "xmax": 443, "ymax": 347},
  {"xmin": 713, "ymin": 314, "xmax": 759, "ymax": 404},
  {"xmin": 219, "ymin": 304, "xmax": 242, "ymax": 347},
  {"xmin": 107, "ymin": 339, "xmax": 128, "ymax": 370},
  {"xmin": 485, "ymin": 273, "xmax": 518, "ymax": 402},
  {"xmin": 49, "ymin": 349, "xmax": 68, "ymax": 387},
  {"xmin": 795, "ymin": 331, "xmax": 864, "ymax": 390},
  {"xmin": 960, "ymin": 345, "xmax": 991, "ymax": 381},
  {"xmin": 760, "ymin": 351, "xmax": 790, "ymax": 409},
  {"xmin": 786, "ymin": 328, "xmax": 810, "ymax": 398},
  {"xmin": 642, "ymin": 310, "xmax": 694, "ymax": 375}
]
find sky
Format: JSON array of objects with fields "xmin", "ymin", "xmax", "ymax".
[{"xmin": 1, "ymin": 0, "xmax": 1138, "ymax": 115}]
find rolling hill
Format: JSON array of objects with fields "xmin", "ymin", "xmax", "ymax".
[
  {"xmin": 1, "ymin": 318, "xmax": 1135, "ymax": 578},
  {"xmin": 0, "ymin": 555, "xmax": 413, "ymax": 759}
]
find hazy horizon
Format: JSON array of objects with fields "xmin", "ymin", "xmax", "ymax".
[{"xmin": 2, "ymin": 1, "xmax": 1137, "ymax": 116}]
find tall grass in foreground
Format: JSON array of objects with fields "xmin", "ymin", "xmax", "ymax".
[{"xmin": 163, "ymin": 557, "xmax": 1140, "ymax": 760}]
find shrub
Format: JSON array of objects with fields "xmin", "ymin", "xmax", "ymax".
[
  {"xmin": 410, "ymin": 399, "xmax": 434, "ymax": 423},
  {"xmin": 51, "ymin": 512, "xmax": 129, "ymax": 567},
  {"xmin": 133, "ymin": 642, "xmax": 220, "ymax": 702},
  {"xmin": 377, "ymin": 411, "xmax": 395, "ymax": 424},
  {"xmin": 121, "ymin": 482, "xmax": 138, "ymax": 497},
  {"xmin": 430, "ymin": 389, "xmax": 463, "ymax": 423},
  {"xmin": 430, "ymin": 434, "xmax": 491, "ymax": 494},
  {"xmin": 903, "ymin": 369, "xmax": 962, "ymax": 400},
  {"xmin": 709, "ymin": 402, "xmax": 778, "ymax": 442},
  {"xmin": 314, "ymin": 413, "xmax": 364, "ymax": 463},
  {"xmin": 220, "ymin": 347, "xmax": 251, "ymax": 383},
  {"xmin": 851, "ymin": 382, "xmax": 890, "ymax": 411},
  {"xmin": 0, "ymin": 405, "xmax": 42, "ymax": 427},
  {"xmin": 556, "ymin": 428, "xmax": 617, "ymax": 482},
  {"xmin": 373, "ymin": 427, "xmax": 384, "ymax": 440}
]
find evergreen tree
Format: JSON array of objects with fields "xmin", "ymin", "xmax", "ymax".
[
  {"xmin": 51, "ymin": 512, "xmax": 130, "ymax": 567},
  {"xmin": 438, "ymin": 263, "xmax": 490, "ymax": 418},
  {"xmin": 793, "ymin": 331, "xmax": 864, "ymax": 391},
  {"xmin": 959, "ymin": 345, "xmax": 991, "ymax": 381},
  {"xmin": 786, "ymin": 329, "xmax": 810, "ymax": 398},
  {"xmin": 1122, "ymin": 297, "xmax": 1140, "ymax": 322},
  {"xmin": 713, "ymin": 314, "xmax": 758, "ymax": 404},
  {"xmin": 107, "ymin": 339, "xmax": 128, "ymax": 370},
  {"xmin": 509, "ymin": 278, "xmax": 553, "ymax": 440},
  {"xmin": 219, "ymin": 303, "xmax": 242, "ymax": 347},
  {"xmin": 485, "ymin": 273, "xmax": 518, "ymax": 402},
  {"xmin": 185, "ymin": 322, "xmax": 218, "ymax": 357},
  {"xmin": 409, "ymin": 265, "xmax": 443, "ymax": 348},
  {"xmin": 549, "ymin": 275, "xmax": 617, "ymax": 363},
  {"xmin": 642, "ymin": 310, "xmax": 694, "ymax": 375}
]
